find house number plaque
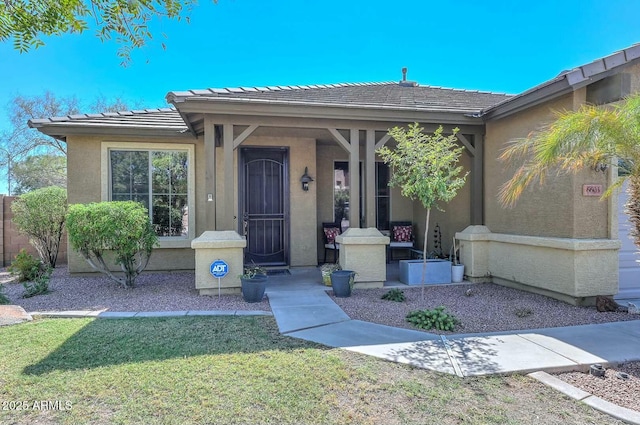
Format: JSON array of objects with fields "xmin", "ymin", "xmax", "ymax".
[{"xmin": 582, "ymin": 184, "xmax": 603, "ymax": 197}]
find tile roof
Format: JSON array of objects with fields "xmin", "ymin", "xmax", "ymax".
[
  {"xmin": 31, "ymin": 41, "xmax": 640, "ymax": 135},
  {"xmin": 167, "ymin": 82, "xmax": 512, "ymax": 113},
  {"xmin": 483, "ymin": 42, "xmax": 640, "ymax": 118},
  {"xmin": 28, "ymin": 108, "xmax": 188, "ymax": 132}
]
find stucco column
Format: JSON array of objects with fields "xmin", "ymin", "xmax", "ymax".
[
  {"xmin": 455, "ymin": 225, "xmax": 491, "ymax": 281},
  {"xmin": 336, "ymin": 227, "xmax": 389, "ymax": 288},
  {"xmin": 191, "ymin": 231, "xmax": 247, "ymax": 295}
]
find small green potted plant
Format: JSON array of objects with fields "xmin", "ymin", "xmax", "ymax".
[
  {"xmin": 239, "ymin": 262, "xmax": 268, "ymax": 303},
  {"xmin": 320, "ymin": 263, "xmax": 341, "ymax": 286}
]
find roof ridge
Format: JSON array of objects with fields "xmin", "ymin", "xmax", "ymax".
[
  {"xmin": 173, "ymin": 81, "xmax": 511, "ymax": 98},
  {"xmin": 183, "ymin": 81, "xmax": 396, "ymax": 96},
  {"xmin": 415, "ymin": 84, "xmax": 512, "ymax": 96},
  {"xmin": 172, "ymin": 81, "xmax": 514, "ymax": 96}
]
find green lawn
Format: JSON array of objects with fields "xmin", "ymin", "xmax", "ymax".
[{"xmin": 0, "ymin": 317, "xmax": 624, "ymax": 425}]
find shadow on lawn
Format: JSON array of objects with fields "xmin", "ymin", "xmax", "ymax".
[{"xmin": 23, "ymin": 316, "xmax": 322, "ymax": 375}]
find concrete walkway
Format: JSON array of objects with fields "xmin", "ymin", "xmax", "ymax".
[
  {"xmin": 265, "ymin": 274, "xmax": 640, "ymax": 423},
  {"xmin": 265, "ymin": 272, "xmax": 640, "ymax": 378}
]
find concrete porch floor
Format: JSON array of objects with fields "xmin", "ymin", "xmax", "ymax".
[{"xmin": 265, "ymin": 261, "xmax": 409, "ymax": 292}]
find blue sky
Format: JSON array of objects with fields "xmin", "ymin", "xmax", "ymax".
[
  {"xmin": 0, "ymin": 0, "xmax": 639, "ymax": 192},
  {"xmin": 2, "ymin": 0, "xmax": 640, "ymax": 107}
]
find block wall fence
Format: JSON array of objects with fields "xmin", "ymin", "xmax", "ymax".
[{"xmin": 0, "ymin": 195, "xmax": 68, "ymax": 267}]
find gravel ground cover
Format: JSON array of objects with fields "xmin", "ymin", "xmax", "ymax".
[
  {"xmin": 1, "ymin": 267, "xmax": 270, "ymax": 312},
  {"xmin": 555, "ymin": 363, "xmax": 640, "ymax": 412},
  {"xmin": 331, "ymin": 283, "xmax": 637, "ymax": 334}
]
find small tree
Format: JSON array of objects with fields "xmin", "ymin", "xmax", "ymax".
[
  {"xmin": 66, "ymin": 201, "xmax": 159, "ymax": 288},
  {"xmin": 11, "ymin": 154, "xmax": 67, "ymax": 194},
  {"xmin": 377, "ymin": 123, "xmax": 468, "ymax": 299},
  {"xmin": 11, "ymin": 186, "xmax": 67, "ymax": 268}
]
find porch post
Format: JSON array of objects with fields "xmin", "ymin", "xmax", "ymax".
[
  {"xmin": 204, "ymin": 116, "xmax": 216, "ymax": 230},
  {"xmin": 222, "ymin": 123, "xmax": 235, "ymax": 230},
  {"xmin": 458, "ymin": 133, "xmax": 483, "ymax": 225},
  {"xmin": 365, "ymin": 129, "xmax": 376, "ymax": 228},
  {"xmin": 471, "ymin": 133, "xmax": 484, "ymax": 225},
  {"xmin": 349, "ymin": 128, "xmax": 360, "ymax": 228}
]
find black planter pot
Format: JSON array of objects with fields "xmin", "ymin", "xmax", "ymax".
[
  {"xmin": 241, "ymin": 274, "xmax": 268, "ymax": 303},
  {"xmin": 331, "ymin": 270, "xmax": 354, "ymax": 297}
]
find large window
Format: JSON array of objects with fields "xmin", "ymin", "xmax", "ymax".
[
  {"xmin": 110, "ymin": 150, "xmax": 189, "ymax": 237},
  {"xmin": 333, "ymin": 161, "xmax": 389, "ymax": 229}
]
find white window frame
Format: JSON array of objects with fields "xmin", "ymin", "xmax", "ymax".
[{"xmin": 101, "ymin": 142, "xmax": 196, "ymax": 248}]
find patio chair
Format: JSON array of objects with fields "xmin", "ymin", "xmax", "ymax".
[
  {"xmin": 387, "ymin": 221, "xmax": 415, "ymax": 262},
  {"xmin": 322, "ymin": 222, "xmax": 342, "ymax": 263}
]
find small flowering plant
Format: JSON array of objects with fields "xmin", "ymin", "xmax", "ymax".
[{"xmin": 320, "ymin": 263, "xmax": 341, "ymax": 286}]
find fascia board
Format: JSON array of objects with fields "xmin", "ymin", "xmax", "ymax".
[
  {"xmin": 34, "ymin": 124, "xmax": 196, "ymax": 140},
  {"xmin": 172, "ymin": 98, "xmax": 485, "ymax": 126},
  {"xmin": 484, "ymin": 55, "xmax": 640, "ymax": 121},
  {"xmin": 482, "ymin": 79, "xmax": 572, "ymax": 121}
]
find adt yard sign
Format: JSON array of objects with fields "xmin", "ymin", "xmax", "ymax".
[{"xmin": 210, "ymin": 259, "xmax": 229, "ymax": 278}]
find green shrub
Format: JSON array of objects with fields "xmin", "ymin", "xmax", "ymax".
[
  {"xmin": 11, "ymin": 186, "xmax": 67, "ymax": 268},
  {"xmin": 514, "ymin": 307, "xmax": 533, "ymax": 318},
  {"xmin": 0, "ymin": 284, "xmax": 10, "ymax": 304},
  {"xmin": 8, "ymin": 249, "xmax": 42, "ymax": 282},
  {"xmin": 66, "ymin": 201, "xmax": 159, "ymax": 288},
  {"xmin": 381, "ymin": 288, "xmax": 406, "ymax": 302},
  {"xmin": 22, "ymin": 267, "xmax": 52, "ymax": 298},
  {"xmin": 406, "ymin": 306, "xmax": 459, "ymax": 331}
]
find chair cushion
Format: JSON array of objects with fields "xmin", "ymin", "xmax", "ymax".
[
  {"xmin": 324, "ymin": 227, "xmax": 340, "ymax": 244},
  {"xmin": 390, "ymin": 241, "xmax": 413, "ymax": 248},
  {"xmin": 393, "ymin": 225, "xmax": 412, "ymax": 242}
]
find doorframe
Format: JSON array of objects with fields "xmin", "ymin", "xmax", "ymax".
[{"xmin": 238, "ymin": 146, "xmax": 290, "ymax": 267}]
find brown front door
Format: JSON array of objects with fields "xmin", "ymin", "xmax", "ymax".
[{"xmin": 239, "ymin": 148, "xmax": 289, "ymax": 266}]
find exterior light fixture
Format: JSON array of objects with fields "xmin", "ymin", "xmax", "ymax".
[
  {"xmin": 591, "ymin": 162, "xmax": 608, "ymax": 173},
  {"xmin": 300, "ymin": 167, "xmax": 314, "ymax": 191}
]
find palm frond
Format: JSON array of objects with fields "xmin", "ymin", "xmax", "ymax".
[{"xmin": 498, "ymin": 95, "xmax": 640, "ymax": 207}]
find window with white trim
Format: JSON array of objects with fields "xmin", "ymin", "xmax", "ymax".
[{"xmin": 110, "ymin": 150, "xmax": 189, "ymax": 237}]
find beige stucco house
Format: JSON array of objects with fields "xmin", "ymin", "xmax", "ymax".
[{"xmin": 30, "ymin": 43, "xmax": 640, "ymax": 305}]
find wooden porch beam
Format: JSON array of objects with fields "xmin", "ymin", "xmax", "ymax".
[
  {"xmin": 457, "ymin": 133, "xmax": 475, "ymax": 156},
  {"xmin": 327, "ymin": 128, "xmax": 351, "ymax": 152},
  {"xmin": 375, "ymin": 134, "xmax": 391, "ymax": 150},
  {"xmin": 233, "ymin": 124, "xmax": 259, "ymax": 149}
]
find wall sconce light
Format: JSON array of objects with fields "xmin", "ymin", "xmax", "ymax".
[
  {"xmin": 591, "ymin": 162, "xmax": 608, "ymax": 173},
  {"xmin": 300, "ymin": 167, "xmax": 314, "ymax": 191}
]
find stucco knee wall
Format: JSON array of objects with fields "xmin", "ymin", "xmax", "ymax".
[
  {"xmin": 68, "ymin": 246, "xmax": 195, "ymax": 274},
  {"xmin": 456, "ymin": 226, "xmax": 620, "ymax": 305}
]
